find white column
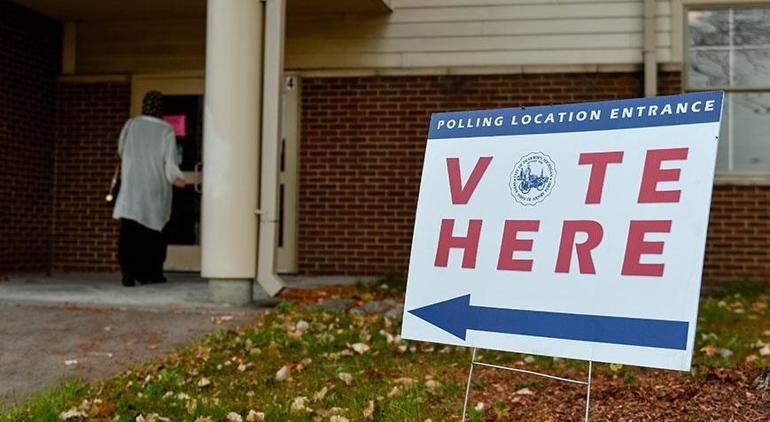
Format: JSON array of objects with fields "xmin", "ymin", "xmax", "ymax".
[
  {"xmin": 256, "ymin": 0, "xmax": 288, "ymax": 297},
  {"xmin": 201, "ymin": 0, "xmax": 263, "ymax": 304}
]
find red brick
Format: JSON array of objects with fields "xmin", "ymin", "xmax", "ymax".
[{"xmin": 0, "ymin": 1, "xmax": 60, "ymax": 274}]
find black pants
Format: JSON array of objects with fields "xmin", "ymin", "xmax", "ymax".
[{"xmin": 118, "ymin": 218, "xmax": 166, "ymax": 282}]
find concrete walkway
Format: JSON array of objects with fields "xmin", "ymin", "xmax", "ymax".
[{"xmin": 0, "ymin": 272, "xmax": 363, "ymax": 406}]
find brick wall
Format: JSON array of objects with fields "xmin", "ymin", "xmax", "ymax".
[
  {"xmin": 705, "ymin": 186, "xmax": 770, "ymax": 284},
  {"xmin": 299, "ymin": 70, "xmax": 770, "ymax": 285},
  {"xmin": 52, "ymin": 82, "xmax": 129, "ymax": 272},
  {"xmin": 0, "ymin": 1, "xmax": 60, "ymax": 274},
  {"xmin": 657, "ymin": 70, "xmax": 682, "ymax": 96},
  {"xmin": 299, "ymin": 72, "xmax": 643, "ymax": 276}
]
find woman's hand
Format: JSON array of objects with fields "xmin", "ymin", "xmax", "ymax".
[{"xmin": 173, "ymin": 178, "xmax": 187, "ymax": 188}]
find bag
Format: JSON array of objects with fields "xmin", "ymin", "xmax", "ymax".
[{"xmin": 106, "ymin": 162, "xmax": 120, "ymax": 204}]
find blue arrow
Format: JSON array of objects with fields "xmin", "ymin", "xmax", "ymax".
[{"xmin": 408, "ymin": 294, "xmax": 688, "ymax": 350}]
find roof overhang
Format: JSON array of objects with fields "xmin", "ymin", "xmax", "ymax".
[{"xmin": 13, "ymin": 0, "xmax": 391, "ymax": 21}]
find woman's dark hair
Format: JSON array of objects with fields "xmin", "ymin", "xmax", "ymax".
[{"xmin": 142, "ymin": 90, "xmax": 165, "ymax": 117}]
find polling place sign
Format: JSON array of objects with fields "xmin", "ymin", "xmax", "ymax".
[{"xmin": 401, "ymin": 92, "xmax": 723, "ymax": 371}]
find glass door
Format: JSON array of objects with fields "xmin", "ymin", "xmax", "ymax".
[
  {"xmin": 162, "ymin": 94, "xmax": 203, "ymax": 270},
  {"xmin": 131, "ymin": 75, "xmax": 204, "ymax": 271}
]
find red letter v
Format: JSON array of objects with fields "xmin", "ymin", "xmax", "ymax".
[{"xmin": 446, "ymin": 157, "xmax": 493, "ymax": 204}]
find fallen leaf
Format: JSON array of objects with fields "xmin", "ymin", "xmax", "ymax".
[
  {"xmin": 275, "ymin": 365, "xmax": 290, "ymax": 381},
  {"xmin": 760, "ymin": 345, "xmax": 770, "ymax": 356},
  {"xmin": 338, "ymin": 372, "xmax": 353, "ymax": 385},
  {"xmin": 211, "ymin": 315, "xmax": 234, "ymax": 325},
  {"xmin": 89, "ymin": 400, "xmax": 116, "ymax": 418},
  {"xmin": 351, "ymin": 343, "xmax": 370, "ymax": 354},
  {"xmin": 246, "ymin": 410, "xmax": 265, "ymax": 422},
  {"xmin": 425, "ymin": 380, "xmax": 439, "ymax": 391},
  {"xmin": 226, "ymin": 412, "xmax": 243, "ymax": 422},
  {"xmin": 474, "ymin": 402, "xmax": 485, "ymax": 412},
  {"xmin": 516, "ymin": 388, "xmax": 534, "ymax": 395},
  {"xmin": 717, "ymin": 348, "xmax": 734, "ymax": 359},
  {"xmin": 296, "ymin": 320, "xmax": 310, "ymax": 332},
  {"xmin": 363, "ymin": 400, "xmax": 375, "ymax": 419},
  {"xmin": 394, "ymin": 377, "xmax": 415, "ymax": 386},
  {"xmin": 313, "ymin": 386, "xmax": 329, "ymax": 401},
  {"xmin": 387, "ymin": 386, "xmax": 401, "ymax": 398},
  {"xmin": 290, "ymin": 396, "xmax": 310, "ymax": 413},
  {"xmin": 59, "ymin": 408, "xmax": 87, "ymax": 420},
  {"xmin": 701, "ymin": 344, "xmax": 717, "ymax": 357},
  {"xmin": 329, "ymin": 417, "xmax": 349, "ymax": 422},
  {"xmin": 64, "ymin": 359, "xmax": 78, "ymax": 366},
  {"xmin": 197, "ymin": 377, "xmax": 211, "ymax": 387}
]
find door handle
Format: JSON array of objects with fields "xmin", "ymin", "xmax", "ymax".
[{"xmin": 194, "ymin": 162, "xmax": 202, "ymax": 193}]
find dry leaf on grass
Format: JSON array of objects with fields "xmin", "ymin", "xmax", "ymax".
[
  {"xmin": 226, "ymin": 412, "xmax": 242, "ymax": 422},
  {"xmin": 245, "ymin": 410, "xmax": 265, "ymax": 422},
  {"xmin": 295, "ymin": 320, "xmax": 310, "ymax": 332},
  {"xmin": 59, "ymin": 408, "xmax": 87, "ymax": 420},
  {"xmin": 290, "ymin": 396, "xmax": 310, "ymax": 413},
  {"xmin": 351, "ymin": 343, "xmax": 370, "ymax": 354},
  {"xmin": 275, "ymin": 365, "xmax": 290, "ymax": 381},
  {"xmin": 338, "ymin": 372, "xmax": 353, "ymax": 385},
  {"xmin": 313, "ymin": 386, "xmax": 329, "ymax": 401},
  {"xmin": 363, "ymin": 400, "xmax": 375, "ymax": 419}
]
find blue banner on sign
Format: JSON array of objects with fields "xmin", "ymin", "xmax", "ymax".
[
  {"xmin": 409, "ymin": 295, "xmax": 689, "ymax": 350},
  {"xmin": 428, "ymin": 91, "xmax": 723, "ymax": 140}
]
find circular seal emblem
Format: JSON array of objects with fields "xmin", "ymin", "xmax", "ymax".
[{"xmin": 509, "ymin": 152, "xmax": 557, "ymax": 206}]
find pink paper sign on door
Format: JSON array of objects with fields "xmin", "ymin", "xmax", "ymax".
[{"xmin": 163, "ymin": 114, "xmax": 187, "ymax": 137}]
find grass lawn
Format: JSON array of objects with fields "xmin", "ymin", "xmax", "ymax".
[{"xmin": 3, "ymin": 279, "xmax": 770, "ymax": 421}]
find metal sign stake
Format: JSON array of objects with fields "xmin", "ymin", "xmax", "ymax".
[
  {"xmin": 461, "ymin": 348, "xmax": 478, "ymax": 421},
  {"xmin": 461, "ymin": 349, "xmax": 594, "ymax": 421},
  {"xmin": 584, "ymin": 360, "xmax": 593, "ymax": 422}
]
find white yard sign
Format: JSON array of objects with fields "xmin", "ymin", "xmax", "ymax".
[{"xmin": 401, "ymin": 92, "xmax": 723, "ymax": 371}]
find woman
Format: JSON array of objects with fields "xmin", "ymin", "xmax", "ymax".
[{"xmin": 113, "ymin": 91, "xmax": 186, "ymax": 287}]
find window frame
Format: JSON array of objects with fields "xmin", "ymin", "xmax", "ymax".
[{"xmin": 683, "ymin": 2, "xmax": 770, "ymax": 182}]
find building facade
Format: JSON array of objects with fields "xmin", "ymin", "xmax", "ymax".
[{"xmin": 1, "ymin": 0, "xmax": 768, "ymax": 302}]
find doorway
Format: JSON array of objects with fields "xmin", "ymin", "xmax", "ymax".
[
  {"xmin": 131, "ymin": 74, "xmax": 204, "ymax": 270},
  {"xmin": 130, "ymin": 73, "xmax": 299, "ymax": 273}
]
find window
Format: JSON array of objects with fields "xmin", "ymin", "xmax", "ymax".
[{"xmin": 686, "ymin": 6, "xmax": 770, "ymax": 171}]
